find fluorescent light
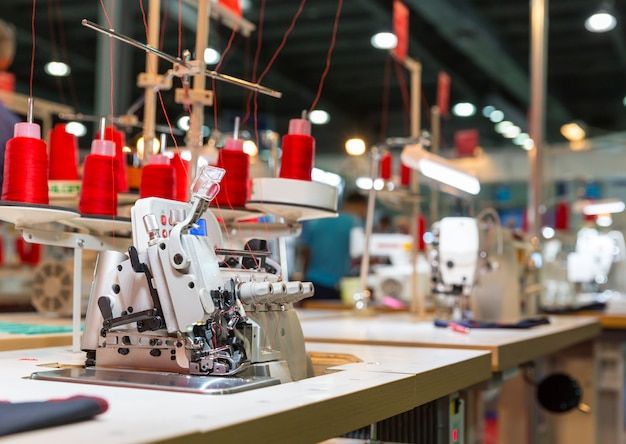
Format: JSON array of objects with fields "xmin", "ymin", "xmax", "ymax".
[
  {"xmin": 44, "ymin": 61, "xmax": 71, "ymax": 77},
  {"xmin": 560, "ymin": 122, "xmax": 586, "ymax": 142},
  {"xmin": 452, "ymin": 102, "xmax": 476, "ymax": 117},
  {"xmin": 65, "ymin": 121, "xmax": 86, "ymax": 137},
  {"xmin": 356, "ymin": 177, "xmax": 384, "ymax": 191},
  {"xmin": 489, "ymin": 110, "xmax": 504, "ymax": 123},
  {"xmin": 542, "ymin": 226, "xmax": 555, "ymax": 239},
  {"xmin": 309, "ymin": 110, "xmax": 330, "ymax": 125},
  {"xmin": 583, "ymin": 200, "xmax": 626, "ymax": 216},
  {"xmin": 503, "ymin": 125, "xmax": 521, "ymax": 139},
  {"xmin": 596, "ymin": 214, "xmax": 613, "ymax": 227},
  {"xmin": 495, "ymin": 120, "xmax": 513, "ymax": 134},
  {"xmin": 370, "ymin": 32, "xmax": 397, "ymax": 50},
  {"xmin": 204, "ymin": 48, "xmax": 221, "ymax": 65},
  {"xmin": 312, "ymin": 167, "xmax": 342, "ymax": 187},
  {"xmin": 345, "ymin": 138, "xmax": 366, "ymax": 156},
  {"xmin": 482, "ymin": 106, "xmax": 495, "ymax": 118},
  {"xmin": 243, "ymin": 140, "xmax": 258, "ymax": 156},
  {"xmin": 585, "ymin": 12, "xmax": 616, "ymax": 33},
  {"xmin": 401, "ymin": 144, "xmax": 480, "ymax": 195},
  {"xmin": 177, "ymin": 116, "xmax": 190, "ymax": 131}
]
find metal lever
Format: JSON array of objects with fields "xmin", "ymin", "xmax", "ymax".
[{"xmin": 81, "ymin": 19, "xmax": 282, "ymax": 98}]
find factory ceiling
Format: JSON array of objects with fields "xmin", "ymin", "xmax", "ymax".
[{"xmin": 2, "ymin": 0, "xmax": 626, "ymax": 153}]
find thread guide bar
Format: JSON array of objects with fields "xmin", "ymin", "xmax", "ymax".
[{"xmin": 81, "ymin": 19, "xmax": 282, "ymax": 99}]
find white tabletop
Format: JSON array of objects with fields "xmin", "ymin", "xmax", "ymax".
[
  {"xmin": 0, "ymin": 344, "xmax": 490, "ymax": 443},
  {"xmin": 299, "ymin": 311, "xmax": 601, "ymax": 371}
]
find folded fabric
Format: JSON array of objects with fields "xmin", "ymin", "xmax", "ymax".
[
  {"xmin": 0, "ymin": 395, "xmax": 108, "ymax": 436},
  {"xmin": 434, "ymin": 317, "xmax": 551, "ymax": 329}
]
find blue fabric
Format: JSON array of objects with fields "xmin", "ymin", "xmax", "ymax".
[
  {"xmin": 0, "ymin": 102, "xmax": 20, "ymax": 190},
  {"xmin": 299, "ymin": 213, "xmax": 359, "ymax": 288}
]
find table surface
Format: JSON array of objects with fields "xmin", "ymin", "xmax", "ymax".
[
  {"xmin": 0, "ymin": 344, "xmax": 490, "ymax": 444},
  {"xmin": 0, "ymin": 313, "xmax": 72, "ymax": 351},
  {"xmin": 299, "ymin": 311, "xmax": 601, "ymax": 371}
]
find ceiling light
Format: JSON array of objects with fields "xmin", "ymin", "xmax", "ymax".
[
  {"xmin": 243, "ymin": 140, "xmax": 258, "ymax": 156},
  {"xmin": 356, "ymin": 177, "xmax": 384, "ymax": 191},
  {"xmin": 489, "ymin": 110, "xmax": 504, "ymax": 123},
  {"xmin": 137, "ymin": 136, "xmax": 160, "ymax": 156},
  {"xmin": 513, "ymin": 132, "xmax": 530, "ymax": 145},
  {"xmin": 542, "ymin": 226, "xmax": 555, "ymax": 239},
  {"xmin": 585, "ymin": 11, "xmax": 616, "ymax": 33},
  {"xmin": 452, "ymin": 102, "xmax": 476, "ymax": 117},
  {"xmin": 503, "ymin": 125, "xmax": 521, "ymax": 139},
  {"xmin": 401, "ymin": 144, "xmax": 480, "ymax": 195},
  {"xmin": 203, "ymin": 48, "xmax": 221, "ymax": 65},
  {"xmin": 583, "ymin": 199, "xmax": 626, "ymax": 216},
  {"xmin": 560, "ymin": 122, "xmax": 586, "ymax": 142},
  {"xmin": 370, "ymin": 32, "xmax": 397, "ymax": 50},
  {"xmin": 482, "ymin": 106, "xmax": 495, "ymax": 118},
  {"xmin": 345, "ymin": 138, "xmax": 366, "ymax": 156},
  {"xmin": 65, "ymin": 121, "xmax": 86, "ymax": 137},
  {"xmin": 495, "ymin": 120, "xmax": 513, "ymax": 134},
  {"xmin": 177, "ymin": 116, "xmax": 190, "ymax": 131},
  {"xmin": 44, "ymin": 61, "xmax": 71, "ymax": 77},
  {"xmin": 122, "ymin": 145, "xmax": 132, "ymax": 153},
  {"xmin": 522, "ymin": 138, "xmax": 534, "ymax": 150},
  {"xmin": 309, "ymin": 110, "xmax": 330, "ymax": 125}
]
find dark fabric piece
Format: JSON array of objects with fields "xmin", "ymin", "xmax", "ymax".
[
  {"xmin": 311, "ymin": 282, "xmax": 341, "ymax": 300},
  {"xmin": 0, "ymin": 395, "xmax": 108, "ymax": 436},
  {"xmin": 434, "ymin": 317, "xmax": 550, "ymax": 329}
]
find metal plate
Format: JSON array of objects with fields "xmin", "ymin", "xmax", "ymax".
[
  {"xmin": 31, "ymin": 367, "xmax": 280, "ymax": 395},
  {"xmin": 0, "ymin": 202, "xmax": 79, "ymax": 226},
  {"xmin": 60, "ymin": 215, "xmax": 132, "ymax": 235}
]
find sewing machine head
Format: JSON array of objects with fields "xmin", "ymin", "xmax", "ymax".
[{"xmin": 80, "ymin": 165, "xmax": 314, "ymax": 387}]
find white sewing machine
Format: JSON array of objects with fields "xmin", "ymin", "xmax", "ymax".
[
  {"xmin": 33, "ymin": 166, "xmax": 320, "ymax": 393},
  {"xmin": 349, "ymin": 228, "xmax": 430, "ymax": 304},
  {"xmin": 431, "ymin": 216, "xmax": 538, "ymax": 322}
]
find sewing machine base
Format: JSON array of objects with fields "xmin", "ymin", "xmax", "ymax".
[{"xmin": 31, "ymin": 364, "xmax": 282, "ymax": 394}]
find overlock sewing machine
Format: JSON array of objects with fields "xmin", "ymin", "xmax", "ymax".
[{"xmin": 33, "ymin": 166, "xmax": 320, "ymax": 393}]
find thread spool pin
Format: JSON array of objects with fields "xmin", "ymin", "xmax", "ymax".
[{"xmin": 233, "ymin": 117, "xmax": 240, "ymax": 140}]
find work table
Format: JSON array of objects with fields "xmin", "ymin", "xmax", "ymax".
[
  {"xmin": 299, "ymin": 311, "xmax": 601, "ymax": 371},
  {"xmin": 0, "ymin": 344, "xmax": 490, "ymax": 443}
]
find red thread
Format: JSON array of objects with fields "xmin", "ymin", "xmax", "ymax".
[
  {"xmin": 171, "ymin": 153, "xmax": 189, "ymax": 202},
  {"xmin": 379, "ymin": 152, "xmax": 392, "ymax": 180},
  {"xmin": 97, "ymin": 126, "xmax": 128, "ymax": 193},
  {"xmin": 400, "ymin": 163, "xmax": 411, "ymax": 186},
  {"xmin": 309, "ymin": 0, "xmax": 343, "ymax": 112},
  {"xmin": 79, "ymin": 154, "xmax": 118, "ymax": 217},
  {"xmin": 48, "ymin": 123, "xmax": 79, "ymax": 180},
  {"xmin": 2, "ymin": 136, "xmax": 49, "ymax": 204},
  {"xmin": 279, "ymin": 133, "xmax": 315, "ymax": 181},
  {"xmin": 140, "ymin": 164, "xmax": 176, "ymax": 200},
  {"xmin": 16, "ymin": 238, "xmax": 41, "ymax": 266},
  {"xmin": 213, "ymin": 149, "xmax": 250, "ymax": 207}
]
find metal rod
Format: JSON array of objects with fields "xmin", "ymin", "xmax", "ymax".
[
  {"xmin": 233, "ymin": 116, "xmax": 240, "ymax": 140},
  {"xmin": 430, "ymin": 105, "xmax": 440, "ymax": 223},
  {"xmin": 528, "ymin": 0, "xmax": 548, "ymax": 239},
  {"xmin": 81, "ymin": 19, "xmax": 282, "ymax": 98},
  {"xmin": 99, "ymin": 116, "xmax": 106, "ymax": 141},
  {"xmin": 27, "ymin": 97, "xmax": 33, "ymax": 124},
  {"xmin": 142, "ymin": 0, "xmax": 160, "ymax": 162},
  {"xmin": 72, "ymin": 247, "xmax": 83, "ymax": 353},
  {"xmin": 160, "ymin": 133, "xmax": 167, "ymax": 154}
]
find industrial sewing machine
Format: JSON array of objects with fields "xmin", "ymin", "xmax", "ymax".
[
  {"xmin": 32, "ymin": 166, "xmax": 319, "ymax": 393},
  {"xmin": 431, "ymin": 215, "xmax": 540, "ymax": 322}
]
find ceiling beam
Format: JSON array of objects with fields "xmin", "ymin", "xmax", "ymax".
[{"xmin": 403, "ymin": 0, "xmax": 571, "ymax": 123}]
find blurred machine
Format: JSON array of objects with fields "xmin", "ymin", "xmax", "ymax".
[
  {"xmin": 349, "ymin": 227, "xmax": 430, "ymax": 305},
  {"xmin": 431, "ymin": 215, "xmax": 540, "ymax": 322},
  {"xmin": 33, "ymin": 166, "xmax": 318, "ymax": 393}
]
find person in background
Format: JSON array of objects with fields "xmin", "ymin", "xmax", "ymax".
[{"xmin": 296, "ymin": 192, "xmax": 368, "ymax": 300}]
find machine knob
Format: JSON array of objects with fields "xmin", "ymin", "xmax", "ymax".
[
  {"xmin": 237, "ymin": 282, "xmax": 272, "ymax": 305},
  {"xmin": 143, "ymin": 214, "xmax": 160, "ymax": 242},
  {"xmin": 169, "ymin": 208, "xmax": 186, "ymax": 226}
]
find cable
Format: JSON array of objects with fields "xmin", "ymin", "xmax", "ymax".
[{"xmin": 309, "ymin": 0, "xmax": 343, "ymax": 113}]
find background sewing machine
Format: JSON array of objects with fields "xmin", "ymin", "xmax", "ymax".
[
  {"xmin": 348, "ymin": 227, "xmax": 430, "ymax": 306},
  {"xmin": 430, "ymin": 215, "xmax": 541, "ymax": 322},
  {"xmin": 32, "ymin": 166, "xmax": 336, "ymax": 394}
]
